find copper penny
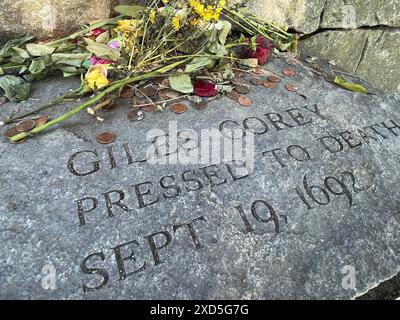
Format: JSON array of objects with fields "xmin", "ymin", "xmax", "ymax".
[
  {"xmin": 102, "ymin": 103, "xmax": 119, "ymax": 112},
  {"xmin": 127, "ymin": 110, "xmax": 145, "ymax": 122},
  {"xmin": 226, "ymin": 91, "xmax": 241, "ymax": 100},
  {"xmin": 254, "ymin": 66, "xmax": 263, "ymax": 75},
  {"xmin": 16, "ymin": 119, "xmax": 36, "ymax": 132},
  {"xmin": 143, "ymin": 105, "xmax": 156, "ymax": 112},
  {"xmin": 120, "ymin": 86, "xmax": 135, "ymax": 99},
  {"xmin": 263, "ymin": 81, "xmax": 277, "ymax": 89},
  {"xmin": 238, "ymin": 96, "xmax": 252, "ymax": 107},
  {"xmin": 285, "ymin": 84, "xmax": 299, "ymax": 92},
  {"xmin": 235, "ymin": 84, "xmax": 250, "ymax": 94},
  {"xmin": 250, "ymin": 78, "xmax": 264, "ymax": 86},
  {"xmin": 170, "ymin": 103, "xmax": 188, "ymax": 114},
  {"xmin": 283, "ymin": 68, "xmax": 295, "ymax": 77},
  {"xmin": 192, "ymin": 101, "xmax": 208, "ymax": 110},
  {"xmin": 3, "ymin": 127, "xmax": 19, "ymax": 138},
  {"xmin": 96, "ymin": 131, "xmax": 116, "ymax": 145},
  {"xmin": 36, "ymin": 117, "xmax": 48, "ymax": 126},
  {"xmin": 231, "ymin": 77, "xmax": 244, "ymax": 86},
  {"xmin": 286, "ymin": 59, "xmax": 298, "ymax": 66},
  {"xmin": 267, "ymin": 75, "xmax": 282, "ymax": 83},
  {"xmin": 141, "ymin": 86, "xmax": 158, "ymax": 98}
]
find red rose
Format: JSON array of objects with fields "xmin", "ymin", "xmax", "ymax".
[
  {"xmin": 241, "ymin": 35, "xmax": 273, "ymax": 65},
  {"xmin": 194, "ymin": 80, "xmax": 218, "ymax": 97}
]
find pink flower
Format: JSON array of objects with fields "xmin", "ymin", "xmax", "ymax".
[
  {"xmin": 194, "ymin": 80, "xmax": 218, "ymax": 97},
  {"xmin": 90, "ymin": 56, "xmax": 112, "ymax": 65},
  {"xmin": 108, "ymin": 39, "xmax": 121, "ymax": 49},
  {"xmin": 91, "ymin": 28, "xmax": 107, "ymax": 39}
]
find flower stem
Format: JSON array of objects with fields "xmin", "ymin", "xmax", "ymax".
[{"xmin": 9, "ymin": 59, "xmax": 189, "ymax": 142}]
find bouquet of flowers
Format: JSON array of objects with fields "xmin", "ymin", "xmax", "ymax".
[{"xmin": 0, "ymin": 0, "xmax": 296, "ymax": 142}]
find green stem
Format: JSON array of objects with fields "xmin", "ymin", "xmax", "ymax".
[
  {"xmin": 9, "ymin": 59, "xmax": 189, "ymax": 142},
  {"xmin": 2, "ymin": 88, "xmax": 84, "ymax": 125}
]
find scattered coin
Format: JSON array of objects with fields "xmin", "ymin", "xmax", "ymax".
[
  {"xmin": 283, "ymin": 68, "xmax": 296, "ymax": 77},
  {"xmin": 96, "ymin": 131, "xmax": 116, "ymax": 145},
  {"xmin": 143, "ymin": 105, "xmax": 156, "ymax": 112},
  {"xmin": 141, "ymin": 85, "xmax": 158, "ymax": 98},
  {"xmin": 16, "ymin": 119, "xmax": 36, "ymax": 132},
  {"xmin": 165, "ymin": 90, "xmax": 181, "ymax": 99},
  {"xmin": 226, "ymin": 91, "xmax": 241, "ymax": 100},
  {"xmin": 263, "ymin": 81, "xmax": 277, "ymax": 89},
  {"xmin": 102, "ymin": 103, "xmax": 119, "ymax": 112},
  {"xmin": 267, "ymin": 75, "xmax": 282, "ymax": 83},
  {"xmin": 324, "ymin": 74, "xmax": 335, "ymax": 83},
  {"xmin": 254, "ymin": 66, "xmax": 263, "ymax": 75},
  {"xmin": 192, "ymin": 101, "xmax": 208, "ymax": 110},
  {"xmin": 250, "ymin": 78, "xmax": 264, "ymax": 86},
  {"xmin": 231, "ymin": 77, "xmax": 244, "ymax": 86},
  {"xmin": 158, "ymin": 90, "xmax": 170, "ymax": 101},
  {"xmin": 233, "ymin": 70, "xmax": 245, "ymax": 77},
  {"xmin": 286, "ymin": 58, "xmax": 298, "ymax": 66},
  {"xmin": 235, "ymin": 84, "xmax": 250, "ymax": 94},
  {"xmin": 170, "ymin": 103, "xmax": 188, "ymax": 114},
  {"xmin": 238, "ymin": 96, "xmax": 252, "ymax": 107},
  {"xmin": 3, "ymin": 127, "xmax": 19, "ymax": 138},
  {"xmin": 127, "ymin": 110, "xmax": 145, "ymax": 122},
  {"xmin": 36, "ymin": 117, "xmax": 48, "ymax": 126},
  {"xmin": 285, "ymin": 83, "xmax": 299, "ymax": 92},
  {"xmin": 120, "ymin": 86, "xmax": 135, "ymax": 99}
]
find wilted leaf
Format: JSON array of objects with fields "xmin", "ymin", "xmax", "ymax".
[
  {"xmin": 85, "ymin": 38, "xmax": 120, "ymax": 62},
  {"xmin": 334, "ymin": 76, "xmax": 368, "ymax": 94},
  {"xmin": 29, "ymin": 58, "xmax": 46, "ymax": 75},
  {"xmin": 0, "ymin": 75, "xmax": 31, "ymax": 101},
  {"xmin": 0, "ymin": 66, "xmax": 4, "ymax": 76},
  {"xmin": 218, "ymin": 21, "xmax": 232, "ymax": 46},
  {"xmin": 26, "ymin": 43, "xmax": 56, "ymax": 56},
  {"xmin": 238, "ymin": 58, "xmax": 259, "ymax": 68},
  {"xmin": 114, "ymin": 5, "xmax": 145, "ymax": 17},
  {"xmin": 169, "ymin": 74, "xmax": 194, "ymax": 94},
  {"xmin": 0, "ymin": 35, "xmax": 35, "ymax": 58},
  {"xmin": 12, "ymin": 47, "xmax": 30, "ymax": 59},
  {"xmin": 52, "ymin": 53, "xmax": 91, "ymax": 67},
  {"xmin": 185, "ymin": 57, "xmax": 214, "ymax": 73}
]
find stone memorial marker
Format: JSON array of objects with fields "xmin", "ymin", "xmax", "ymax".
[{"xmin": 0, "ymin": 56, "xmax": 399, "ymax": 299}]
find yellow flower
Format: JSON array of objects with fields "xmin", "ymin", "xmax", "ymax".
[
  {"xmin": 85, "ymin": 65, "xmax": 109, "ymax": 90},
  {"xmin": 149, "ymin": 10, "xmax": 157, "ymax": 24},
  {"xmin": 172, "ymin": 15, "xmax": 180, "ymax": 30}
]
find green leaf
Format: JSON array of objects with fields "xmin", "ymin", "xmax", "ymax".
[
  {"xmin": 169, "ymin": 74, "xmax": 193, "ymax": 94},
  {"xmin": 114, "ymin": 5, "xmax": 145, "ymax": 17},
  {"xmin": 12, "ymin": 47, "xmax": 30, "ymax": 59},
  {"xmin": 334, "ymin": 76, "xmax": 368, "ymax": 94},
  {"xmin": 185, "ymin": 57, "xmax": 214, "ymax": 73},
  {"xmin": 29, "ymin": 58, "xmax": 46, "ymax": 75},
  {"xmin": 52, "ymin": 53, "xmax": 91, "ymax": 67},
  {"xmin": 0, "ymin": 75, "xmax": 31, "ymax": 101},
  {"xmin": 26, "ymin": 43, "xmax": 56, "ymax": 57},
  {"xmin": 0, "ymin": 35, "xmax": 35, "ymax": 58},
  {"xmin": 218, "ymin": 21, "xmax": 232, "ymax": 46},
  {"xmin": 84, "ymin": 38, "xmax": 120, "ymax": 62}
]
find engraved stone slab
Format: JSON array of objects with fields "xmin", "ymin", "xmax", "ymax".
[{"xmin": 0, "ymin": 57, "xmax": 399, "ymax": 299}]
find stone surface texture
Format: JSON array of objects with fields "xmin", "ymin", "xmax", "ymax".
[
  {"xmin": 0, "ymin": 0, "xmax": 113, "ymax": 40},
  {"xmin": 0, "ymin": 56, "xmax": 400, "ymax": 299}
]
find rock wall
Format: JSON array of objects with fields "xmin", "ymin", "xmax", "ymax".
[
  {"xmin": 243, "ymin": 0, "xmax": 400, "ymax": 94},
  {"xmin": 0, "ymin": 0, "xmax": 113, "ymax": 40}
]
